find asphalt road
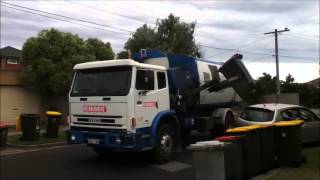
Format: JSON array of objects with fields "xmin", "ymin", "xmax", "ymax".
[{"xmin": 1, "ymin": 144, "xmax": 198, "ymax": 180}]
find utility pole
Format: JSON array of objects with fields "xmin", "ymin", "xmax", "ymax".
[{"xmin": 264, "ymin": 27, "xmax": 290, "ymax": 103}]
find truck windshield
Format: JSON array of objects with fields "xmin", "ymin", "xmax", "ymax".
[
  {"xmin": 70, "ymin": 66, "xmax": 132, "ymax": 96},
  {"xmin": 240, "ymin": 107, "xmax": 274, "ymax": 122}
]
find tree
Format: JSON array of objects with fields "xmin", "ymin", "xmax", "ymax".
[
  {"xmin": 285, "ymin": 73, "xmax": 295, "ymax": 84},
  {"xmin": 86, "ymin": 38, "xmax": 115, "ymax": 60},
  {"xmin": 155, "ymin": 14, "xmax": 201, "ymax": 57},
  {"xmin": 124, "ymin": 14, "xmax": 201, "ymax": 57},
  {"xmin": 20, "ymin": 28, "xmax": 95, "ymax": 97},
  {"xmin": 256, "ymin": 73, "xmax": 277, "ymax": 95},
  {"xmin": 116, "ymin": 50, "xmax": 129, "ymax": 59},
  {"xmin": 282, "ymin": 73, "xmax": 297, "ymax": 93},
  {"xmin": 125, "ymin": 24, "xmax": 156, "ymax": 53},
  {"xmin": 246, "ymin": 73, "xmax": 277, "ymax": 104}
]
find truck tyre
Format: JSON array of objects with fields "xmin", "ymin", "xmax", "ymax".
[
  {"xmin": 224, "ymin": 112, "xmax": 235, "ymax": 130},
  {"xmin": 92, "ymin": 146, "xmax": 113, "ymax": 157},
  {"xmin": 210, "ymin": 112, "xmax": 235, "ymax": 137},
  {"xmin": 152, "ymin": 124, "xmax": 176, "ymax": 163}
]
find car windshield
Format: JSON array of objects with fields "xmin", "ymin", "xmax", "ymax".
[
  {"xmin": 70, "ymin": 66, "xmax": 132, "ymax": 96},
  {"xmin": 240, "ymin": 107, "xmax": 274, "ymax": 122}
]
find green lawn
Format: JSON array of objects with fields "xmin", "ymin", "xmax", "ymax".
[
  {"xmin": 7, "ymin": 131, "xmax": 67, "ymax": 146},
  {"xmin": 266, "ymin": 146, "xmax": 320, "ymax": 180}
]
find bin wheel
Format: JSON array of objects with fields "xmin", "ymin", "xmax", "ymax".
[{"xmin": 152, "ymin": 124, "xmax": 176, "ymax": 164}]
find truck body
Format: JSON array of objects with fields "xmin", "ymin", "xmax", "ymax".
[{"xmin": 67, "ymin": 49, "xmax": 255, "ymax": 163}]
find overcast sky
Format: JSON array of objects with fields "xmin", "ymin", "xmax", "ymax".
[{"xmin": 1, "ymin": 0, "xmax": 319, "ymax": 82}]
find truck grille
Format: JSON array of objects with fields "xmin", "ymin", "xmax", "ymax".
[
  {"xmin": 70, "ymin": 126, "xmax": 126, "ymax": 133},
  {"xmin": 73, "ymin": 114, "xmax": 124, "ymax": 127},
  {"xmin": 73, "ymin": 122, "xmax": 122, "ymax": 127},
  {"xmin": 77, "ymin": 118, "xmax": 115, "ymax": 123}
]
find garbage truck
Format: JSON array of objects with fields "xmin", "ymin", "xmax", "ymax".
[{"xmin": 67, "ymin": 49, "xmax": 255, "ymax": 163}]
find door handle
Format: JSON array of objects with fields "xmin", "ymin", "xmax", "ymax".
[{"xmin": 137, "ymin": 101, "xmax": 142, "ymax": 105}]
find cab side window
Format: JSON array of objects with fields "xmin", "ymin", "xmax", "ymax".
[
  {"xmin": 157, "ymin": 72, "xmax": 166, "ymax": 89},
  {"xmin": 136, "ymin": 70, "xmax": 154, "ymax": 90}
]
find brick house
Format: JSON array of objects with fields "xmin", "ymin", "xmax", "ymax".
[{"xmin": 0, "ymin": 46, "xmax": 41, "ymax": 125}]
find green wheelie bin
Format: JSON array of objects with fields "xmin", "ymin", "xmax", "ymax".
[
  {"xmin": 20, "ymin": 114, "xmax": 40, "ymax": 141},
  {"xmin": 248, "ymin": 125, "xmax": 276, "ymax": 172},
  {"xmin": 274, "ymin": 120, "xmax": 304, "ymax": 167},
  {"xmin": 226, "ymin": 126, "xmax": 262, "ymax": 178},
  {"xmin": 0, "ymin": 123, "xmax": 8, "ymax": 149},
  {"xmin": 45, "ymin": 111, "xmax": 62, "ymax": 138}
]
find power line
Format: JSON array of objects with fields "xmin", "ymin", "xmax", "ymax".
[
  {"xmin": 282, "ymin": 34, "xmax": 320, "ymax": 41},
  {"xmin": 2, "ymin": 1, "xmax": 318, "ymax": 62},
  {"xmin": 2, "ymin": 2, "xmax": 133, "ymax": 34},
  {"xmin": 205, "ymin": 35, "xmax": 273, "ymax": 58},
  {"xmin": 200, "ymin": 44, "xmax": 319, "ymax": 60},
  {"xmin": 102, "ymin": 1, "xmax": 264, "ymax": 37},
  {"xmin": 1, "ymin": 4, "xmax": 130, "ymax": 38},
  {"xmin": 246, "ymin": 54, "xmax": 273, "ymax": 63},
  {"xmin": 290, "ymin": 33, "xmax": 319, "ymax": 39},
  {"xmin": 67, "ymin": 1, "xmax": 156, "ymax": 26}
]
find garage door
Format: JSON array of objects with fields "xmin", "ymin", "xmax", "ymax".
[{"xmin": 0, "ymin": 86, "xmax": 41, "ymax": 125}]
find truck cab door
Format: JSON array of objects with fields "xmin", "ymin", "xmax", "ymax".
[{"xmin": 134, "ymin": 69, "xmax": 168, "ymax": 128}]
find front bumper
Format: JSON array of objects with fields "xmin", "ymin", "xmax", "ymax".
[{"xmin": 67, "ymin": 128, "xmax": 153, "ymax": 151}]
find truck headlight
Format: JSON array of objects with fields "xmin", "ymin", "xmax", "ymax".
[{"xmin": 71, "ymin": 135, "xmax": 76, "ymax": 141}]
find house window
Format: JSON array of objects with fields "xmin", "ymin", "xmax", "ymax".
[{"xmin": 6, "ymin": 58, "xmax": 19, "ymax": 64}]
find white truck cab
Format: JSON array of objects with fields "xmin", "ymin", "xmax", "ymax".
[{"xmin": 69, "ymin": 60, "xmax": 169, "ymax": 133}]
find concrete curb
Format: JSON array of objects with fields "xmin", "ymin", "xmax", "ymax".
[{"xmin": 6, "ymin": 141, "xmax": 67, "ymax": 149}]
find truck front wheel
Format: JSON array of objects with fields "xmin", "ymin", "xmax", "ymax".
[{"xmin": 152, "ymin": 124, "xmax": 176, "ymax": 163}]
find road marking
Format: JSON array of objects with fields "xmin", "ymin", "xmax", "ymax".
[
  {"xmin": 0, "ymin": 144, "xmax": 83, "ymax": 157},
  {"xmin": 154, "ymin": 161, "xmax": 192, "ymax": 172}
]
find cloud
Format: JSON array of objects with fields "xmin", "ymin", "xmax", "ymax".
[{"xmin": 1, "ymin": 0, "xmax": 318, "ymax": 82}]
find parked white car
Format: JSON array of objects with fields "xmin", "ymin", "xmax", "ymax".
[{"xmin": 236, "ymin": 103, "xmax": 320, "ymax": 143}]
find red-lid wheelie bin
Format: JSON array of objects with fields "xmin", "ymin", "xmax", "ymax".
[{"xmin": 216, "ymin": 135, "xmax": 244, "ymax": 180}]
